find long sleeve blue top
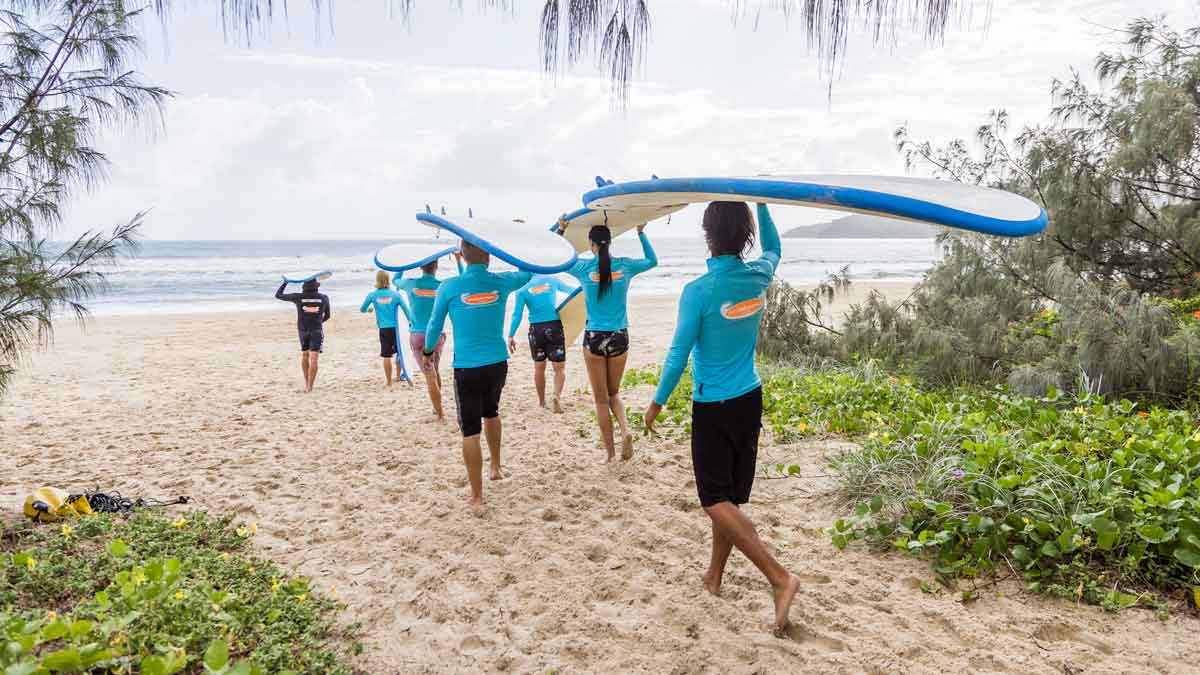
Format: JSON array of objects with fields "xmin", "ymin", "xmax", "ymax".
[
  {"xmin": 507, "ymin": 275, "xmax": 575, "ymax": 337},
  {"xmin": 654, "ymin": 204, "xmax": 782, "ymax": 405},
  {"xmin": 565, "ymin": 231, "xmax": 657, "ymax": 331},
  {"xmin": 424, "ymin": 264, "xmax": 532, "ymax": 369}
]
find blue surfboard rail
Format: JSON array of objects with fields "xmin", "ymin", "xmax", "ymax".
[
  {"xmin": 416, "ymin": 213, "xmax": 577, "ymax": 274},
  {"xmin": 547, "ymin": 207, "xmax": 594, "ymax": 233},
  {"xmin": 581, "ymin": 177, "xmax": 1047, "ymax": 238},
  {"xmin": 373, "ymin": 245, "xmax": 459, "ymax": 272},
  {"xmin": 555, "ymin": 285, "xmax": 583, "ymax": 313},
  {"xmin": 281, "ymin": 270, "xmax": 332, "ymax": 284}
]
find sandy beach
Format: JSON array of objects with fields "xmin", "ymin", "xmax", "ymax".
[{"xmin": 3, "ymin": 281, "xmax": 1197, "ymax": 674}]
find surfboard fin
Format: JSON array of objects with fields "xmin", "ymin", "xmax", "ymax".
[
  {"xmin": 651, "ymin": 174, "xmax": 659, "ymax": 180},
  {"xmin": 425, "ymin": 204, "xmax": 431, "ymax": 214},
  {"xmin": 469, "ymin": 208, "xmax": 473, "ymax": 218},
  {"xmin": 440, "ymin": 205, "xmax": 446, "ymax": 215}
]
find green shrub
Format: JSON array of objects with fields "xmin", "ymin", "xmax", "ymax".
[{"xmin": 0, "ymin": 511, "xmax": 358, "ymax": 673}]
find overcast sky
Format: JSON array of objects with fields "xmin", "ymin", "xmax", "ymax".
[{"xmin": 61, "ymin": 0, "xmax": 1200, "ymax": 239}]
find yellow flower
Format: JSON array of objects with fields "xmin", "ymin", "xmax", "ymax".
[
  {"xmin": 60, "ymin": 524, "xmax": 73, "ymax": 538},
  {"xmin": 271, "ymin": 577, "xmax": 280, "ymax": 592},
  {"xmin": 46, "ymin": 611, "xmax": 57, "ymax": 622},
  {"xmin": 1125, "ymin": 436, "xmax": 1136, "ymax": 449},
  {"xmin": 236, "ymin": 527, "xmax": 247, "ymax": 537},
  {"xmin": 25, "ymin": 556, "xmax": 36, "ymax": 570},
  {"xmin": 171, "ymin": 517, "xmax": 187, "ymax": 529},
  {"xmin": 296, "ymin": 594, "xmax": 307, "ymax": 603},
  {"xmin": 249, "ymin": 522, "xmax": 258, "ymax": 534},
  {"xmin": 329, "ymin": 585, "xmax": 337, "ymax": 595},
  {"xmin": 1022, "ymin": 517, "xmax": 1031, "ymax": 525},
  {"xmin": 1072, "ymin": 406, "xmax": 1085, "ymax": 416},
  {"xmin": 174, "ymin": 591, "xmax": 185, "ymax": 601},
  {"xmin": 797, "ymin": 422, "xmax": 808, "ymax": 432},
  {"xmin": 221, "ymin": 553, "xmax": 231, "ymax": 562},
  {"xmin": 868, "ymin": 431, "xmax": 879, "ymax": 440}
]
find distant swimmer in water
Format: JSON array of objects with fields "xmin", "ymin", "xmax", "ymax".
[
  {"xmin": 275, "ymin": 277, "xmax": 331, "ymax": 393},
  {"xmin": 644, "ymin": 202, "xmax": 800, "ymax": 634},
  {"xmin": 556, "ymin": 216, "xmax": 657, "ymax": 462},
  {"xmin": 507, "ymin": 274, "xmax": 575, "ymax": 412},
  {"xmin": 361, "ymin": 270, "xmax": 413, "ymax": 387},
  {"xmin": 422, "ymin": 241, "xmax": 530, "ymax": 513},
  {"xmin": 394, "ymin": 253, "xmax": 463, "ymax": 421}
]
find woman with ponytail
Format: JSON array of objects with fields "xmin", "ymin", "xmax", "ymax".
[{"xmin": 557, "ymin": 216, "xmax": 658, "ymax": 461}]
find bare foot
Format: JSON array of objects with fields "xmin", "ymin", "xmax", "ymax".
[
  {"xmin": 621, "ymin": 433, "xmax": 634, "ymax": 460},
  {"xmin": 467, "ymin": 496, "xmax": 485, "ymax": 517},
  {"xmin": 701, "ymin": 572, "xmax": 722, "ymax": 596},
  {"xmin": 552, "ymin": 397, "xmax": 563, "ymax": 414},
  {"xmin": 489, "ymin": 465, "xmax": 504, "ymax": 481},
  {"xmin": 771, "ymin": 574, "xmax": 802, "ymax": 635}
]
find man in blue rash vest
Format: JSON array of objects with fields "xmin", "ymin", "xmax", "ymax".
[
  {"xmin": 555, "ymin": 218, "xmax": 658, "ymax": 462},
  {"xmin": 421, "ymin": 241, "xmax": 531, "ymax": 512},
  {"xmin": 643, "ymin": 202, "xmax": 801, "ymax": 635},
  {"xmin": 394, "ymin": 254, "xmax": 463, "ymax": 422},
  {"xmin": 361, "ymin": 270, "xmax": 413, "ymax": 387},
  {"xmin": 506, "ymin": 274, "xmax": 575, "ymax": 412},
  {"xmin": 275, "ymin": 277, "xmax": 331, "ymax": 393}
]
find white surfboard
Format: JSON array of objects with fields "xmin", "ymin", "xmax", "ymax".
[
  {"xmin": 281, "ymin": 271, "xmax": 332, "ymax": 284},
  {"xmin": 416, "ymin": 213, "xmax": 577, "ymax": 273},
  {"xmin": 374, "ymin": 241, "xmax": 460, "ymax": 272},
  {"xmin": 582, "ymin": 175, "xmax": 1046, "ymax": 237}
]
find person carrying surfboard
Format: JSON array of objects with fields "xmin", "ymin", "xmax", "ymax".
[
  {"xmin": 506, "ymin": 274, "xmax": 575, "ymax": 413},
  {"xmin": 555, "ymin": 217, "xmax": 657, "ymax": 461},
  {"xmin": 421, "ymin": 242, "xmax": 531, "ymax": 513},
  {"xmin": 642, "ymin": 202, "xmax": 801, "ymax": 634},
  {"xmin": 394, "ymin": 254, "xmax": 463, "ymax": 422},
  {"xmin": 361, "ymin": 270, "xmax": 414, "ymax": 387},
  {"xmin": 275, "ymin": 277, "xmax": 331, "ymax": 393}
]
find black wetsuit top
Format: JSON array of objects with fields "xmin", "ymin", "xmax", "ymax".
[{"xmin": 276, "ymin": 281, "xmax": 331, "ymax": 331}]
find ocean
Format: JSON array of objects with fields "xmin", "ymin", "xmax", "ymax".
[{"xmin": 84, "ymin": 237, "xmax": 940, "ymax": 316}]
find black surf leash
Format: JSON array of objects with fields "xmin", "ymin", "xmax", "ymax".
[{"xmin": 82, "ymin": 489, "xmax": 191, "ymax": 514}]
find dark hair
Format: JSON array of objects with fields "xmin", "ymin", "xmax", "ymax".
[
  {"xmin": 302, "ymin": 279, "xmax": 319, "ymax": 293},
  {"xmin": 702, "ymin": 201, "xmax": 756, "ymax": 258},
  {"xmin": 460, "ymin": 240, "xmax": 488, "ymax": 265},
  {"xmin": 589, "ymin": 225, "xmax": 613, "ymax": 297},
  {"xmin": 420, "ymin": 260, "xmax": 438, "ymax": 275}
]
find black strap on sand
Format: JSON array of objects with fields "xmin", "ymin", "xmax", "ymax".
[{"xmin": 83, "ymin": 489, "xmax": 190, "ymax": 513}]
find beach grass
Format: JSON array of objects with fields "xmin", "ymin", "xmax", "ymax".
[{"xmin": 1, "ymin": 510, "xmax": 359, "ymax": 674}]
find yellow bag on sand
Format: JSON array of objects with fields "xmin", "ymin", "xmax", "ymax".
[{"xmin": 23, "ymin": 487, "xmax": 93, "ymax": 523}]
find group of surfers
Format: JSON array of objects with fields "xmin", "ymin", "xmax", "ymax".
[{"xmin": 274, "ymin": 202, "xmax": 802, "ymax": 632}]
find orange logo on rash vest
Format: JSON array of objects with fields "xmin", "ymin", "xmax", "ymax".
[
  {"xmin": 720, "ymin": 296, "xmax": 765, "ymax": 320},
  {"xmin": 413, "ymin": 288, "xmax": 437, "ymax": 298},
  {"xmin": 461, "ymin": 291, "xmax": 500, "ymax": 306},
  {"xmin": 588, "ymin": 271, "xmax": 625, "ymax": 283},
  {"xmin": 378, "ymin": 297, "xmax": 392, "ymax": 305},
  {"xmin": 529, "ymin": 284, "xmax": 551, "ymax": 295}
]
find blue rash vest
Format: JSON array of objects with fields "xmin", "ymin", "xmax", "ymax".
[
  {"xmin": 360, "ymin": 289, "xmax": 411, "ymax": 330},
  {"xmin": 654, "ymin": 204, "xmax": 782, "ymax": 405},
  {"xmin": 424, "ymin": 264, "xmax": 532, "ymax": 369},
  {"xmin": 565, "ymin": 231, "xmax": 657, "ymax": 331},
  {"xmin": 507, "ymin": 275, "xmax": 575, "ymax": 337},
  {"xmin": 393, "ymin": 257, "xmax": 464, "ymax": 333}
]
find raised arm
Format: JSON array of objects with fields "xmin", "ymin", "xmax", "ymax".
[
  {"xmin": 275, "ymin": 280, "xmax": 295, "ymax": 302},
  {"xmin": 627, "ymin": 230, "xmax": 659, "ymax": 276},
  {"xmin": 653, "ymin": 284, "xmax": 702, "ymax": 406},
  {"xmin": 756, "ymin": 203, "xmax": 781, "ymax": 273},
  {"xmin": 424, "ymin": 286, "xmax": 452, "ymax": 353},
  {"xmin": 508, "ymin": 290, "xmax": 527, "ymax": 338}
]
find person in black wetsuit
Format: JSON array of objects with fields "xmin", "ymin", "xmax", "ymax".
[{"xmin": 276, "ymin": 278, "xmax": 331, "ymax": 392}]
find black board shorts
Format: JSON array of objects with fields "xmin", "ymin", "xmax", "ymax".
[
  {"xmin": 691, "ymin": 386, "xmax": 763, "ymax": 507},
  {"xmin": 528, "ymin": 320, "xmax": 567, "ymax": 363},
  {"xmin": 378, "ymin": 327, "xmax": 398, "ymax": 358},
  {"xmin": 583, "ymin": 328, "xmax": 629, "ymax": 358},
  {"xmin": 453, "ymin": 360, "xmax": 508, "ymax": 438},
  {"xmin": 298, "ymin": 328, "xmax": 324, "ymax": 353}
]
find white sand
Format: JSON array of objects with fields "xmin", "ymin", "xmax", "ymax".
[{"xmin": 3, "ymin": 281, "xmax": 1197, "ymax": 673}]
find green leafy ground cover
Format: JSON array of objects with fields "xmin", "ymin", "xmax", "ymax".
[
  {"xmin": 626, "ymin": 363, "xmax": 1200, "ymax": 612},
  {"xmin": 1, "ymin": 511, "xmax": 358, "ymax": 674}
]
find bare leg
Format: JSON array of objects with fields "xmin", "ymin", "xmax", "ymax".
[
  {"xmin": 605, "ymin": 352, "xmax": 633, "ymax": 459},
  {"xmin": 300, "ymin": 352, "xmax": 310, "ymax": 391},
  {"xmin": 462, "ymin": 434, "xmax": 484, "ymax": 509},
  {"xmin": 583, "ymin": 349, "xmax": 615, "ymax": 461},
  {"xmin": 383, "ymin": 358, "xmax": 393, "ymax": 386},
  {"xmin": 703, "ymin": 520, "xmax": 733, "ymax": 595},
  {"xmin": 483, "ymin": 416, "xmax": 503, "ymax": 480},
  {"xmin": 704, "ymin": 502, "xmax": 800, "ymax": 631},
  {"xmin": 533, "ymin": 361, "xmax": 547, "ymax": 407},
  {"xmin": 551, "ymin": 361, "xmax": 566, "ymax": 413},
  {"xmin": 306, "ymin": 352, "xmax": 320, "ymax": 392},
  {"xmin": 424, "ymin": 369, "xmax": 444, "ymax": 421}
]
